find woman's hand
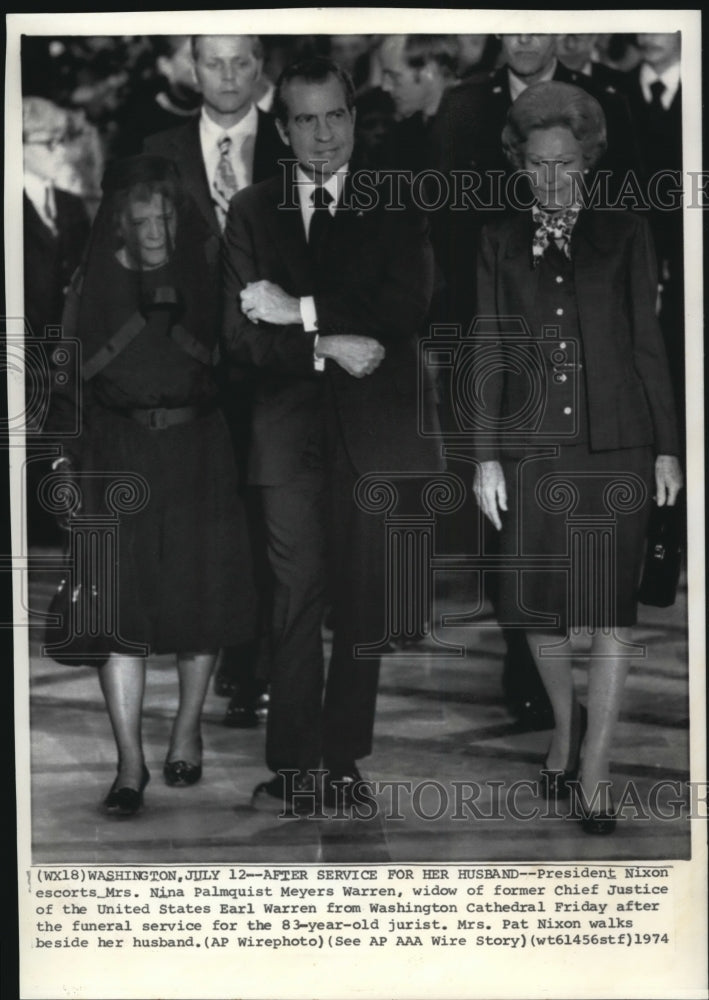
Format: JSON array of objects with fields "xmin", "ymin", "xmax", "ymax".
[
  {"xmin": 473, "ymin": 460, "xmax": 507, "ymax": 530},
  {"xmin": 655, "ymin": 454, "xmax": 683, "ymax": 506}
]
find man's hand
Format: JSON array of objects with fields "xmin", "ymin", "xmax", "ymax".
[
  {"xmin": 473, "ymin": 460, "xmax": 507, "ymax": 531},
  {"xmin": 240, "ymin": 280, "xmax": 301, "ymax": 326},
  {"xmin": 315, "ymin": 335, "xmax": 386, "ymax": 378},
  {"xmin": 655, "ymin": 454, "xmax": 683, "ymax": 506}
]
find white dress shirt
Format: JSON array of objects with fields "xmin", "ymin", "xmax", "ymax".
[
  {"xmin": 639, "ymin": 61, "xmax": 681, "ymax": 110},
  {"xmin": 199, "ymin": 104, "xmax": 259, "ymax": 194},
  {"xmin": 24, "ymin": 171, "xmax": 57, "ymax": 234}
]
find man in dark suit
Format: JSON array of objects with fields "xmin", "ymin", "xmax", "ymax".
[
  {"xmin": 145, "ymin": 35, "xmax": 288, "ymax": 725},
  {"xmin": 144, "ymin": 35, "xmax": 286, "ymax": 238},
  {"xmin": 623, "ymin": 33, "xmax": 684, "ymax": 443},
  {"xmin": 555, "ymin": 33, "xmax": 630, "ymax": 92},
  {"xmin": 23, "ymin": 97, "xmax": 90, "ymax": 341},
  {"xmin": 23, "ymin": 97, "xmax": 90, "ymax": 545},
  {"xmin": 222, "ymin": 57, "xmax": 440, "ymax": 809},
  {"xmin": 436, "ymin": 33, "xmax": 640, "ymax": 204}
]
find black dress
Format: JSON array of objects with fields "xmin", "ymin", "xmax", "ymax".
[
  {"xmin": 53, "ymin": 156, "xmax": 256, "ymax": 654},
  {"xmin": 496, "ymin": 243, "xmax": 655, "ymax": 634}
]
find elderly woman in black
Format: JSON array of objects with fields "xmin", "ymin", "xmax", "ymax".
[
  {"xmin": 472, "ymin": 82, "xmax": 683, "ymax": 833},
  {"xmin": 51, "ymin": 156, "xmax": 254, "ymax": 815}
]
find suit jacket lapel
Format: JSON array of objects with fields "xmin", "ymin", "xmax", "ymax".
[
  {"xmin": 253, "ymin": 108, "xmax": 287, "ymax": 183},
  {"xmin": 265, "ymin": 170, "xmax": 313, "ymax": 292},
  {"xmin": 172, "ymin": 119, "xmax": 221, "ymax": 238},
  {"xmin": 23, "ymin": 194, "xmax": 58, "ymax": 251},
  {"xmin": 502, "ymin": 212, "xmax": 542, "ymax": 329}
]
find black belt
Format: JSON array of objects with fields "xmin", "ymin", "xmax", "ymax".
[{"xmin": 111, "ymin": 400, "xmax": 218, "ymax": 429}]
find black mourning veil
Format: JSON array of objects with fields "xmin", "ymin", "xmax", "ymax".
[{"xmin": 72, "ymin": 154, "xmax": 219, "ymax": 365}]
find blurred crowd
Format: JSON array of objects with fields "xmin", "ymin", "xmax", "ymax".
[
  {"xmin": 21, "ymin": 30, "xmax": 684, "ymax": 438},
  {"xmin": 21, "ymin": 31, "xmax": 647, "ymax": 212}
]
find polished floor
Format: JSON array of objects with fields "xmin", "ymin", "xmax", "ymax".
[{"xmin": 26, "ymin": 551, "xmax": 691, "ymax": 865}]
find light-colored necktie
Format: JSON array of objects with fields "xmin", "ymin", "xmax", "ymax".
[
  {"xmin": 44, "ymin": 184, "xmax": 58, "ymax": 234},
  {"xmin": 213, "ymin": 134, "xmax": 238, "ymax": 231}
]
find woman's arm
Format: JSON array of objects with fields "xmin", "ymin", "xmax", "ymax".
[{"xmin": 628, "ymin": 215, "xmax": 682, "ymax": 458}]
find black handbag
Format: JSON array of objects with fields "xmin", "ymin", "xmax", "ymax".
[
  {"xmin": 43, "ymin": 563, "xmax": 109, "ymax": 667},
  {"xmin": 638, "ymin": 503, "xmax": 684, "ymax": 608}
]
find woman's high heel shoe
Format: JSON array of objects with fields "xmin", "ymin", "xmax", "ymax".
[
  {"xmin": 539, "ymin": 705, "xmax": 588, "ymax": 801},
  {"xmin": 574, "ymin": 780, "xmax": 617, "ymax": 835},
  {"xmin": 104, "ymin": 765, "xmax": 150, "ymax": 817},
  {"xmin": 164, "ymin": 737, "xmax": 203, "ymax": 787},
  {"xmin": 163, "ymin": 759, "xmax": 202, "ymax": 786}
]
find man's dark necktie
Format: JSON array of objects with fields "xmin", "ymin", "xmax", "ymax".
[
  {"xmin": 308, "ymin": 186, "xmax": 334, "ymax": 250},
  {"xmin": 649, "ymin": 79, "xmax": 667, "ymax": 112}
]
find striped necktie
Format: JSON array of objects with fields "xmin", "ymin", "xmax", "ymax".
[{"xmin": 213, "ymin": 134, "xmax": 238, "ymax": 231}]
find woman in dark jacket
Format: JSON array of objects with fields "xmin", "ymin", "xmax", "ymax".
[
  {"xmin": 472, "ymin": 82, "xmax": 683, "ymax": 833},
  {"xmin": 50, "ymin": 155, "xmax": 255, "ymax": 814}
]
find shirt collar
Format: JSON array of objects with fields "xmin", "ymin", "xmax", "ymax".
[
  {"xmin": 295, "ymin": 163, "xmax": 349, "ymax": 208},
  {"xmin": 200, "ymin": 103, "xmax": 258, "ymax": 144},
  {"xmin": 507, "ymin": 58, "xmax": 557, "ymax": 101},
  {"xmin": 639, "ymin": 60, "xmax": 681, "ymax": 106},
  {"xmin": 24, "ymin": 170, "xmax": 52, "ymax": 207}
]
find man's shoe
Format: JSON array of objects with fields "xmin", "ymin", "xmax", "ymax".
[
  {"xmin": 251, "ymin": 771, "xmax": 322, "ymax": 816},
  {"xmin": 323, "ymin": 764, "xmax": 373, "ymax": 812},
  {"xmin": 213, "ymin": 667, "xmax": 238, "ymax": 698},
  {"xmin": 223, "ymin": 696, "xmax": 260, "ymax": 729}
]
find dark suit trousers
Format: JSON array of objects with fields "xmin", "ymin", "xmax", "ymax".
[{"xmin": 260, "ymin": 411, "xmax": 383, "ymax": 774}]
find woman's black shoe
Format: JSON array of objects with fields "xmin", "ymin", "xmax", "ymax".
[
  {"xmin": 104, "ymin": 765, "xmax": 150, "ymax": 817},
  {"xmin": 539, "ymin": 705, "xmax": 588, "ymax": 801},
  {"xmin": 163, "ymin": 759, "xmax": 202, "ymax": 787},
  {"xmin": 574, "ymin": 782, "xmax": 617, "ymax": 835},
  {"xmin": 580, "ymin": 810, "xmax": 617, "ymax": 835}
]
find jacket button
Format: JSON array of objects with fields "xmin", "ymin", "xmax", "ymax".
[
  {"xmin": 556, "ymin": 307, "xmax": 564, "ymax": 316},
  {"xmin": 563, "ymin": 406, "xmax": 572, "ymax": 415},
  {"xmin": 555, "ymin": 275, "xmax": 563, "ymax": 284}
]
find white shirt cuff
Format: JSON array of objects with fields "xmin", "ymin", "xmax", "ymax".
[
  {"xmin": 313, "ymin": 334, "xmax": 326, "ymax": 372},
  {"xmin": 300, "ymin": 297, "xmax": 324, "ymax": 370},
  {"xmin": 299, "ymin": 295, "xmax": 318, "ymax": 332}
]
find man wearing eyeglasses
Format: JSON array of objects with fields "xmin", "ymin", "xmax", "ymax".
[
  {"xmin": 222, "ymin": 57, "xmax": 440, "ymax": 812},
  {"xmin": 22, "ymin": 96, "xmax": 89, "ymax": 342},
  {"xmin": 22, "ymin": 96, "xmax": 90, "ymax": 545}
]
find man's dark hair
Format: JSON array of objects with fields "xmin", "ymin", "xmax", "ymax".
[
  {"xmin": 150, "ymin": 35, "xmax": 190, "ymax": 63},
  {"xmin": 191, "ymin": 35, "xmax": 264, "ymax": 62},
  {"xmin": 273, "ymin": 56, "xmax": 355, "ymax": 125}
]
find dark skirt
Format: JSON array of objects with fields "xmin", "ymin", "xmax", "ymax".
[
  {"xmin": 497, "ymin": 444, "xmax": 655, "ymax": 633},
  {"xmin": 80, "ymin": 405, "xmax": 256, "ymax": 654}
]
